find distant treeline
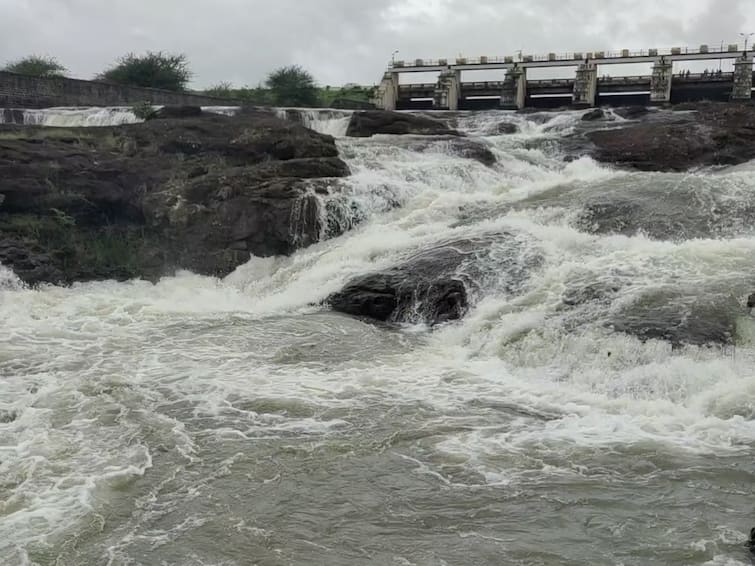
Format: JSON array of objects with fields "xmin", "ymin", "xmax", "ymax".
[
  {"xmin": 2, "ymin": 53, "xmax": 375, "ymax": 108},
  {"xmin": 203, "ymin": 82, "xmax": 376, "ymax": 108}
]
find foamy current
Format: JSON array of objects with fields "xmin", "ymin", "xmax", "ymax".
[{"xmin": 1, "ymin": 108, "xmax": 753, "ymax": 566}]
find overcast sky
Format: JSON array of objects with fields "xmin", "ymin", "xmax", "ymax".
[{"xmin": 1, "ymin": 0, "xmax": 753, "ymax": 88}]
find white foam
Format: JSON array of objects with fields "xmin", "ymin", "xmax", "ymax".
[
  {"xmin": 4, "ymin": 106, "xmax": 142, "ymax": 127},
  {"xmin": 276, "ymin": 108, "xmax": 353, "ymax": 137},
  {"xmin": 2, "ymin": 108, "xmax": 754, "ymax": 560}
]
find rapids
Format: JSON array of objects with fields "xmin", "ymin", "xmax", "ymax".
[{"xmin": 1, "ymin": 107, "xmax": 754, "ymax": 566}]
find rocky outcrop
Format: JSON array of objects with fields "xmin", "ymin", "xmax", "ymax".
[
  {"xmin": 0, "ymin": 108, "xmax": 349, "ymax": 285},
  {"xmin": 588, "ymin": 102, "xmax": 755, "ymax": 171},
  {"xmin": 346, "ymin": 110, "xmax": 460, "ymax": 137}
]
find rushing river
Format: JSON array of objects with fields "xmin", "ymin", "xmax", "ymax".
[{"xmin": 1, "ymin": 107, "xmax": 754, "ymax": 566}]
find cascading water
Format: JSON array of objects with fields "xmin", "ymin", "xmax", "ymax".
[
  {"xmin": 0, "ymin": 105, "xmax": 240, "ymax": 127},
  {"xmin": 1, "ymin": 108, "xmax": 754, "ymax": 566},
  {"xmin": 277, "ymin": 108, "xmax": 353, "ymax": 137}
]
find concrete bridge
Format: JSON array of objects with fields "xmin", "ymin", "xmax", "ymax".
[{"xmin": 374, "ymin": 45, "xmax": 754, "ymax": 110}]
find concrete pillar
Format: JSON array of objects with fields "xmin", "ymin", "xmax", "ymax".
[
  {"xmin": 373, "ymin": 72, "xmax": 399, "ymax": 111},
  {"xmin": 501, "ymin": 67, "xmax": 526, "ymax": 110},
  {"xmin": 434, "ymin": 70, "xmax": 461, "ymax": 110},
  {"xmin": 573, "ymin": 62, "xmax": 598, "ymax": 107},
  {"xmin": 732, "ymin": 53, "xmax": 754, "ymax": 100},
  {"xmin": 650, "ymin": 58, "xmax": 673, "ymax": 104}
]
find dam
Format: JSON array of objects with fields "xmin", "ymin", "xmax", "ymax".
[{"xmin": 374, "ymin": 44, "xmax": 755, "ymax": 110}]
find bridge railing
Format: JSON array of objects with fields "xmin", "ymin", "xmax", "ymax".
[
  {"xmin": 399, "ymin": 72, "xmax": 738, "ymax": 92},
  {"xmin": 390, "ymin": 44, "xmax": 744, "ymax": 69}
]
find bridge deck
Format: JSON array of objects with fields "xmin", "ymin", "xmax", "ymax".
[{"xmin": 391, "ymin": 46, "xmax": 748, "ymax": 73}]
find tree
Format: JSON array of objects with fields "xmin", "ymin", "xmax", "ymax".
[
  {"xmin": 98, "ymin": 52, "xmax": 191, "ymax": 91},
  {"xmin": 265, "ymin": 65, "xmax": 319, "ymax": 107},
  {"xmin": 204, "ymin": 82, "xmax": 235, "ymax": 98},
  {"xmin": 3, "ymin": 55, "xmax": 66, "ymax": 77}
]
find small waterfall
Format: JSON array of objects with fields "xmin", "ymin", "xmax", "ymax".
[
  {"xmin": 0, "ymin": 107, "xmax": 141, "ymax": 127},
  {"xmin": 0, "ymin": 263, "xmax": 23, "ymax": 291},
  {"xmin": 201, "ymin": 106, "xmax": 241, "ymax": 117},
  {"xmin": 276, "ymin": 108, "xmax": 353, "ymax": 137}
]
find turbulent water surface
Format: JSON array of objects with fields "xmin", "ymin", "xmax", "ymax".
[{"xmin": 1, "ymin": 107, "xmax": 754, "ymax": 566}]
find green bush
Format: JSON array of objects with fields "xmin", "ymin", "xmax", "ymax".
[
  {"xmin": 131, "ymin": 102, "xmax": 157, "ymax": 120},
  {"xmin": 266, "ymin": 65, "xmax": 319, "ymax": 107},
  {"xmin": 99, "ymin": 52, "xmax": 191, "ymax": 91},
  {"xmin": 4, "ymin": 55, "xmax": 66, "ymax": 77}
]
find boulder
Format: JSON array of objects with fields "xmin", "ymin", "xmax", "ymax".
[
  {"xmin": 346, "ymin": 110, "xmax": 460, "ymax": 137},
  {"xmin": 404, "ymin": 137, "xmax": 497, "ymax": 166},
  {"xmin": 328, "ymin": 245, "xmax": 472, "ymax": 324},
  {"xmin": 610, "ymin": 290, "xmax": 743, "ymax": 347},
  {"xmin": 492, "ymin": 122, "xmax": 519, "ymax": 135},
  {"xmin": 581, "ymin": 109, "xmax": 606, "ymax": 121},
  {"xmin": 613, "ymin": 106, "xmax": 650, "ymax": 119},
  {"xmin": 328, "ymin": 233, "xmax": 541, "ymax": 325},
  {"xmin": 588, "ymin": 102, "xmax": 755, "ymax": 171},
  {"xmin": 574, "ymin": 184, "xmax": 755, "ymax": 241},
  {"xmin": 0, "ymin": 110, "xmax": 350, "ymax": 284},
  {"xmin": 748, "ymin": 293, "xmax": 755, "ymax": 309}
]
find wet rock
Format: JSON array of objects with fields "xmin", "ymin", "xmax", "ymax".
[
  {"xmin": 153, "ymin": 105, "xmax": 204, "ymax": 119},
  {"xmin": 614, "ymin": 106, "xmax": 650, "ymax": 120},
  {"xmin": 328, "ymin": 245, "xmax": 471, "ymax": 324},
  {"xmin": 747, "ymin": 293, "xmax": 755, "ymax": 309},
  {"xmin": 574, "ymin": 186, "xmax": 755, "ymax": 241},
  {"xmin": 581, "ymin": 109, "xmax": 606, "ymax": 121},
  {"xmin": 0, "ymin": 110, "xmax": 349, "ymax": 284},
  {"xmin": 0, "ymin": 409, "xmax": 18, "ymax": 423},
  {"xmin": 610, "ymin": 291, "xmax": 743, "ymax": 347},
  {"xmin": 2, "ymin": 108, "xmax": 25, "ymax": 124},
  {"xmin": 328, "ymin": 233, "xmax": 541, "ymax": 325},
  {"xmin": 493, "ymin": 122, "xmax": 519, "ymax": 134},
  {"xmin": 453, "ymin": 140, "xmax": 497, "ymax": 166},
  {"xmin": 589, "ymin": 102, "xmax": 755, "ymax": 171},
  {"xmin": 346, "ymin": 110, "xmax": 460, "ymax": 138}
]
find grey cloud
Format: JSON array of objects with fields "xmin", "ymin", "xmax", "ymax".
[{"xmin": 0, "ymin": 0, "xmax": 751, "ymax": 87}]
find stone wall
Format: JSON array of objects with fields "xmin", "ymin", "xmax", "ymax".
[{"xmin": 0, "ymin": 71, "xmax": 237, "ymax": 108}]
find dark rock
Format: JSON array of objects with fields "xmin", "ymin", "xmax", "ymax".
[
  {"xmin": 346, "ymin": 110, "xmax": 460, "ymax": 138},
  {"xmin": 574, "ymin": 183, "xmax": 755, "ymax": 241},
  {"xmin": 610, "ymin": 290, "xmax": 743, "ymax": 347},
  {"xmin": 453, "ymin": 139, "xmax": 497, "ymax": 166},
  {"xmin": 614, "ymin": 106, "xmax": 650, "ymax": 119},
  {"xmin": 492, "ymin": 122, "xmax": 519, "ymax": 134},
  {"xmin": 0, "ymin": 409, "xmax": 17, "ymax": 423},
  {"xmin": 589, "ymin": 102, "xmax": 755, "ymax": 171},
  {"xmin": 2, "ymin": 108, "xmax": 25, "ymax": 124},
  {"xmin": 747, "ymin": 293, "xmax": 755, "ymax": 309},
  {"xmin": 328, "ymin": 244, "xmax": 472, "ymax": 324},
  {"xmin": 328, "ymin": 233, "xmax": 541, "ymax": 325},
  {"xmin": 0, "ymin": 110, "xmax": 350, "ymax": 285},
  {"xmin": 153, "ymin": 106, "xmax": 204, "ymax": 119},
  {"xmin": 330, "ymin": 98, "xmax": 375, "ymax": 110},
  {"xmin": 581, "ymin": 109, "xmax": 606, "ymax": 121},
  {"xmin": 419, "ymin": 137, "xmax": 497, "ymax": 166}
]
